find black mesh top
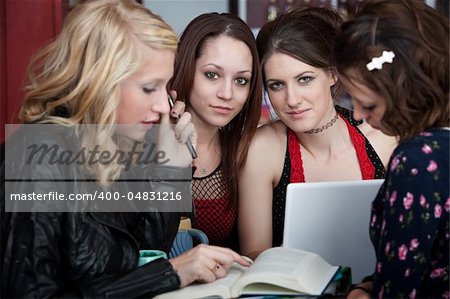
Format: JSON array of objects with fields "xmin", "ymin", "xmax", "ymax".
[{"xmin": 191, "ymin": 165, "xmax": 239, "ymax": 251}]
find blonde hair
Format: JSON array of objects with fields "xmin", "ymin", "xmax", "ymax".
[{"xmin": 20, "ymin": 0, "xmax": 178, "ymax": 184}]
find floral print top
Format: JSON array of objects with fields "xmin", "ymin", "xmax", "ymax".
[{"xmin": 370, "ymin": 129, "xmax": 449, "ymax": 298}]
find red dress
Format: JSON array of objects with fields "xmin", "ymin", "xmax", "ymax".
[{"xmin": 288, "ymin": 113, "xmax": 376, "ymax": 183}]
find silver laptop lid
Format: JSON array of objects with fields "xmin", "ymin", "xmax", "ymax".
[{"xmin": 283, "ymin": 179, "xmax": 384, "ymax": 283}]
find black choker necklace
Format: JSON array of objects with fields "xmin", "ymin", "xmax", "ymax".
[{"xmin": 306, "ymin": 113, "xmax": 339, "ymax": 134}]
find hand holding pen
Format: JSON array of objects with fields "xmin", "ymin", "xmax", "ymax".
[{"xmin": 168, "ymin": 93, "xmax": 198, "ymax": 159}]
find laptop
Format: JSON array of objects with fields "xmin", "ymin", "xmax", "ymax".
[{"xmin": 282, "ymin": 179, "xmax": 384, "ymax": 283}]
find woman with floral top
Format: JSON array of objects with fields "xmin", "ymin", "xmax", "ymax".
[{"xmin": 331, "ymin": 0, "xmax": 449, "ymax": 298}]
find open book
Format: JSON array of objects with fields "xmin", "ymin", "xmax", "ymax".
[{"xmin": 155, "ymin": 247, "xmax": 339, "ymax": 299}]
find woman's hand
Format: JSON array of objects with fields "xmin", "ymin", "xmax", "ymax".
[
  {"xmin": 169, "ymin": 244, "xmax": 251, "ymax": 287},
  {"xmin": 168, "ymin": 90, "xmax": 186, "ymax": 119},
  {"xmin": 156, "ymin": 91, "xmax": 197, "ymax": 167}
]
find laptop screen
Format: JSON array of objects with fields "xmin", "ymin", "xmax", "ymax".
[{"xmin": 282, "ymin": 179, "xmax": 384, "ymax": 283}]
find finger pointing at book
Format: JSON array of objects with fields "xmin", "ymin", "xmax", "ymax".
[{"xmin": 169, "ymin": 244, "xmax": 251, "ymax": 287}]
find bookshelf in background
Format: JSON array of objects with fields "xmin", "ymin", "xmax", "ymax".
[
  {"xmin": 237, "ymin": 0, "xmax": 370, "ymax": 30},
  {"xmin": 233, "ymin": 0, "xmax": 447, "ymax": 31}
]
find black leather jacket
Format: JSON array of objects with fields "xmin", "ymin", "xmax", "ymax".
[{"xmin": 1, "ymin": 126, "xmax": 189, "ymax": 298}]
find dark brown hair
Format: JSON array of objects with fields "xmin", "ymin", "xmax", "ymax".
[
  {"xmin": 169, "ymin": 13, "xmax": 262, "ymax": 206},
  {"xmin": 332, "ymin": 0, "xmax": 449, "ymax": 142},
  {"xmin": 256, "ymin": 6, "xmax": 344, "ymax": 97}
]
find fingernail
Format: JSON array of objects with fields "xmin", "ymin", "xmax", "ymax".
[{"xmin": 243, "ymin": 256, "xmax": 253, "ymax": 265}]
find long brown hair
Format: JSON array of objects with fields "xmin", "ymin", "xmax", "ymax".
[
  {"xmin": 332, "ymin": 0, "xmax": 449, "ymax": 142},
  {"xmin": 170, "ymin": 13, "xmax": 262, "ymax": 206},
  {"xmin": 256, "ymin": 6, "xmax": 344, "ymax": 97}
]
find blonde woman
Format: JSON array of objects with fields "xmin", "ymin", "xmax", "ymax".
[{"xmin": 1, "ymin": 1, "xmax": 249, "ymax": 298}]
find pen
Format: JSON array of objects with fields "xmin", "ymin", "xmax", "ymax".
[{"xmin": 168, "ymin": 95, "xmax": 198, "ymax": 159}]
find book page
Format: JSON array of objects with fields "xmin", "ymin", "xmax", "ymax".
[
  {"xmin": 230, "ymin": 247, "xmax": 338, "ymax": 297},
  {"xmin": 153, "ymin": 264, "xmax": 245, "ymax": 299}
]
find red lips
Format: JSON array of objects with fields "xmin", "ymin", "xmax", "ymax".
[
  {"xmin": 141, "ymin": 119, "xmax": 158, "ymax": 129},
  {"xmin": 286, "ymin": 108, "xmax": 309, "ymax": 118},
  {"xmin": 211, "ymin": 105, "xmax": 232, "ymax": 115}
]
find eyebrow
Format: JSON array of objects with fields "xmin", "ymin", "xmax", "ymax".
[
  {"xmin": 294, "ymin": 71, "xmax": 315, "ymax": 79},
  {"xmin": 266, "ymin": 71, "xmax": 315, "ymax": 83},
  {"xmin": 141, "ymin": 78, "xmax": 165, "ymax": 86},
  {"xmin": 201, "ymin": 63, "xmax": 252, "ymax": 75}
]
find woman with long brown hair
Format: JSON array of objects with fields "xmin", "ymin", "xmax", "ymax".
[
  {"xmin": 239, "ymin": 6, "xmax": 396, "ymax": 260},
  {"xmin": 170, "ymin": 13, "xmax": 262, "ymax": 250}
]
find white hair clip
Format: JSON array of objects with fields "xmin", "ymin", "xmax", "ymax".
[{"xmin": 366, "ymin": 50, "xmax": 395, "ymax": 71}]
